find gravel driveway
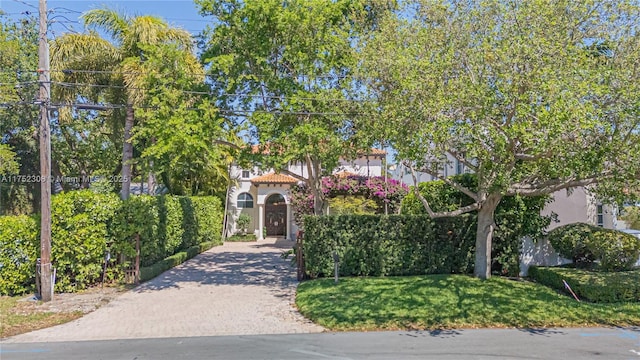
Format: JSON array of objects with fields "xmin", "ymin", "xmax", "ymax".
[{"xmin": 4, "ymin": 238, "xmax": 324, "ymax": 343}]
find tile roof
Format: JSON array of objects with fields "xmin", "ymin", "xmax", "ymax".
[{"xmin": 250, "ymin": 172, "xmax": 298, "ymax": 184}]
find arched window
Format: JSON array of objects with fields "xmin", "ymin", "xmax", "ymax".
[
  {"xmin": 266, "ymin": 193, "xmax": 286, "ymax": 206},
  {"xmin": 237, "ymin": 193, "xmax": 254, "ymax": 208}
]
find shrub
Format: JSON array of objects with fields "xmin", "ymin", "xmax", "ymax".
[
  {"xmin": 302, "ymin": 214, "xmax": 476, "ymax": 278},
  {"xmin": 139, "ymin": 241, "xmax": 218, "ymax": 282},
  {"xmin": 402, "ymin": 174, "xmax": 551, "ymax": 276},
  {"xmin": 0, "ymin": 215, "xmax": 38, "ymax": 295},
  {"xmin": 1, "ymin": 192, "xmax": 223, "ymax": 293},
  {"xmin": 236, "ymin": 213, "xmax": 251, "ymax": 235},
  {"xmin": 110, "ymin": 195, "xmax": 222, "ymax": 267},
  {"xmin": 51, "ymin": 191, "xmax": 120, "ymax": 292},
  {"xmin": 529, "ymin": 266, "xmax": 640, "ymax": 303},
  {"xmin": 548, "ymin": 223, "xmax": 640, "ymax": 271},
  {"xmin": 190, "ymin": 196, "xmax": 223, "ymax": 246}
]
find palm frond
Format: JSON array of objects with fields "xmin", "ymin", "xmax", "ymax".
[{"xmin": 81, "ymin": 8, "xmax": 130, "ymax": 43}]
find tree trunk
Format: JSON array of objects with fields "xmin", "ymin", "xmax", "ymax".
[
  {"xmin": 474, "ymin": 194, "xmax": 502, "ymax": 279},
  {"xmin": 305, "ymin": 155, "xmax": 325, "ymax": 216},
  {"xmin": 120, "ymin": 104, "xmax": 134, "ymax": 200}
]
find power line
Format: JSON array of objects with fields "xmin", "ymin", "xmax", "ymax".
[
  {"xmin": 51, "ymin": 81, "xmax": 362, "ymax": 103},
  {"xmin": 10, "ymin": 0, "xmax": 38, "ymax": 11},
  {"xmin": 1, "ymin": 69, "xmax": 351, "ymax": 81},
  {"xmin": 1, "ymin": 101, "xmax": 363, "ymax": 117}
]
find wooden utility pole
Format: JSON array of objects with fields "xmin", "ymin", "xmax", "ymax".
[{"xmin": 38, "ymin": 0, "xmax": 53, "ymax": 302}]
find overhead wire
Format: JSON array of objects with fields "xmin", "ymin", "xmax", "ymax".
[{"xmin": 51, "ymin": 81, "xmax": 362, "ymax": 103}]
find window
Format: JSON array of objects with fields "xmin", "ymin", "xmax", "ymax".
[
  {"xmin": 597, "ymin": 204, "xmax": 604, "ymax": 227},
  {"xmin": 241, "ymin": 170, "xmax": 250, "ymax": 179},
  {"xmin": 456, "ymin": 160, "xmax": 464, "ymax": 175},
  {"xmin": 237, "ymin": 193, "xmax": 254, "ymax": 208}
]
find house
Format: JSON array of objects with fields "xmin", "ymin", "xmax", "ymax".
[{"xmin": 225, "ymin": 149, "xmax": 386, "ymax": 240}]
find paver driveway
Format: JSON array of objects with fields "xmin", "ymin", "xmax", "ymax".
[{"xmin": 5, "ymin": 238, "xmax": 324, "ymax": 343}]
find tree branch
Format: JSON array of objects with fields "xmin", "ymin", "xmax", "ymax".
[
  {"xmin": 405, "ymin": 161, "xmax": 481, "ymax": 218},
  {"xmin": 408, "ymin": 160, "xmax": 480, "ymax": 202},
  {"xmin": 507, "ymin": 177, "xmax": 600, "ymax": 196}
]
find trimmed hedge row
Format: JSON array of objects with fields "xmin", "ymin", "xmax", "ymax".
[
  {"xmin": 0, "ymin": 190, "xmax": 223, "ymax": 295},
  {"xmin": 139, "ymin": 241, "xmax": 217, "ymax": 282},
  {"xmin": 303, "ymin": 215, "xmax": 476, "ymax": 278},
  {"xmin": 529, "ymin": 266, "xmax": 640, "ymax": 303}
]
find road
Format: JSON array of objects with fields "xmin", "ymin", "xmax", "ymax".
[{"xmin": 2, "ymin": 327, "xmax": 640, "ymax": 360}]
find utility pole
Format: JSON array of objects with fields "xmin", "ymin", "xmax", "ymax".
[{"xmin": 38, "ymin": 0, "xmax": 53, "ymax": 302}]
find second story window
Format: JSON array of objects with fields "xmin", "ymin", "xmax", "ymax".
[
  {"xmin": 597, "ymin": 204, "xmax": 604, "ymax": 227},
  {"xmin": 241, "ymin": 170, "xmax": 250, "ymax": 179},
  {"xmin": 456, "ymin": 159, "xmax": 464, "ymax": 175}
]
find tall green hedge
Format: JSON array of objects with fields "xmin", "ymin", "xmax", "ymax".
[
  {"xmin": 51, "ymin": 191, "xmax": 120, "ymax": 292},
  {"xmin": 0, "ymin": 215, "xmax": 38, "ymax": 295},
  {"xmin": 0, "ymin": 191, "xmax": 223, "ymax": 295},
  {"xmin": 110, "ymin": 195, "xmax": 223, "ymax": 267},
  {"xmin": 303, "ymin": 215, "xmax": 476, "ymax": 278},
  {"xmin": 402, "ymin": 174, "xmax": 551, "ymax": 276}
]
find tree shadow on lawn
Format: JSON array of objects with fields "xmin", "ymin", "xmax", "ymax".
[{"xmin": 298, "ymin": 275, "xmax": 637, "ymax": 330}]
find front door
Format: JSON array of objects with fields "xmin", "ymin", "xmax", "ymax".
[{"xmin": 265, "ymin": 194, "xmax": 286, "ymax": 236}]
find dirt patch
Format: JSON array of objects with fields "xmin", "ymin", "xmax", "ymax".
[{"xmin": 17, "ymin": 285, "xmax": 129, "ymax": 314}]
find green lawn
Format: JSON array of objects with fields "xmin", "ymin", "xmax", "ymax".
[{"xmin": 296, "ymin": 275, "xmax": 640, "ymax": 331}]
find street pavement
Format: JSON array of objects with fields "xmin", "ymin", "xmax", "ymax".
[{"xmin": 2, "ymin": 327, "xmax": 640, "ymax": 360}]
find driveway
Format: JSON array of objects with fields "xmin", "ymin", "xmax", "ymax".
[{"xmin": 4, "ymin": 238, "xmax": 324, "ymax": 343}]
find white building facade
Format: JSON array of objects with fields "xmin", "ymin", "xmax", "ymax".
[{"xmin": 226, "ymin": 150, "xmax": 385, "ymax": 240}]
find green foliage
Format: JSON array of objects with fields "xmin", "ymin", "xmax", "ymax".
[
  {"xmin": 111, "ymin": 195, "xmax": 223, "ymax": 267},
  {"xmin": 402, "ymin": 174, "xmax": 552, "ymax": 275},
  {"xmin": 361, "ymin": 0, "xmax": 640, "ymax": 278},
  {"xmin": 302, "ymin": 215, "xmax": 476, "ymax": 278},
  {"xmin": 529, "ymin": 266, "xmax": 640, "ymax": 303},
  {"xmin": 132, "ymin": 44, "xmax": 232, "ymax": 196},
  {"xmin": 0, "ymin": 216, "xmax": 38, "ymax": 295},
  {"xmin": 0, "ymin": 190, "xmax": 222, "ymax": 294},
  {"xmin": 548, "ymin": 223, "xmax": 640, "ymax": 271},
  {"xmin": 0, "ymin": 14, "xmax": 39, "ymax": 216},
  {"xmin": 236, "ymin": 213, "xmax": 251, "ymax": 235},
  {"xmin": 328, "ymin": 196, "xmax": 379, "ymax": 215},
  {"xmin": 225, "ymin": 234, "xmax": 257, "ymax": 242},
  {"xmin": 139, "ymin": 241, "xmax": 218, "ymax": 282},
  {"xmin": 197, "ymin": 0, "xmax": 393, "ymax": 214},
  {"xmin": 190, "ymin": 196, "xmax": 224, "ymax": 246},
  {"xmin": 620, "ymin": 206, "xmax": 640, "ymax": 230},
  {"xmin": 0, "ymin": 144, "xmax": 19, "ymax": 175},
  {"xmin": 50, "ymin": 191, "xmax": 120, "ymax": 292}
]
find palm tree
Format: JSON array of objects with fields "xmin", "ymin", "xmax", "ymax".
[{"xmin": 50, "ymin": 8, "xmax": 194, "ymax": 199}]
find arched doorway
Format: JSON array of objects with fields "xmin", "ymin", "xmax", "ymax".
[{"xmin": 265, "ymin": 193, "xmax": 287, "ymax": 236}]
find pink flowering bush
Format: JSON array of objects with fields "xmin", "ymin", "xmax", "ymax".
[{"xmin": 290, "ymin": 175, "xmax": 409, "ymax": 226}]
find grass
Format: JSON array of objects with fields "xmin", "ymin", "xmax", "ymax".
[
  {"xmin": 296, "ymin": 274, "xmax": 640, "ymax": 331},
  {"xmin": 0, "ymin": 296, "xmax": 82, "ymax": 338},
  {"xmin": 529, "ymin": 266, "xmax": 640, "ymax": 303}
]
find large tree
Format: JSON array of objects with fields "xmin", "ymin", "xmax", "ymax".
[
  {"xmin": 361, "ymin": 0, "xmax": 640, "ymax": 278},
  {"xmin": 132, "ymin": 43, "xmax": 233, "ymax": 196},
  {"xmin": 0, "ymin": 13, "xmax": 40, "ymax": 214},
  {"xmin": 197, "ymin": 0, "xmax": 392, "ymax": 214},
  {"xmin": 50, "ymin": 8, "xmax": 194, "ymax": 199}
]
